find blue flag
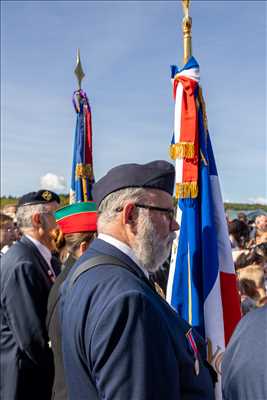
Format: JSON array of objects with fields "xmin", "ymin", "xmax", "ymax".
[{"xmin": 70, "ymin": 90, "xmax": 94, "ymax": 203}]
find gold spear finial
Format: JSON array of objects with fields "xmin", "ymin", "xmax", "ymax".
[
  {"xmin": 181, "ymin": 0, "xmax": 192, "ymax": 65},
  {"xmin": 74, "ymin": 48, "xmax": 85, "ymax": 90}
]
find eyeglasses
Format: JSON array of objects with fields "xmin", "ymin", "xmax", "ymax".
[
  {"xmin": 115, "ymin": 204, "xmax": 177, "ymax": 225},
  {"xmin": 115, "ymin": 204, "xmax": 175, "ymax": 220},
  {"xmin": 135, "ymin": 203, "xmax": 175, "ymax": 221}
]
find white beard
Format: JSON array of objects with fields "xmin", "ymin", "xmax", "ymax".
[{"xmin": 132, "ymin": 212, "xmax": 176, "ymax": 273}]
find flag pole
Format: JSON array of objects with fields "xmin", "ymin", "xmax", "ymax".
[
  {"xmin": 181, "ymin": 1, "xmax": 208, "ymax": 133},
  {"xmin": 73, "ymin": 49, "xmax": 88, "ymax": 202},
  {"xmin": 181, "ymin": 0, "xmax": 192, "ymax": 65}
]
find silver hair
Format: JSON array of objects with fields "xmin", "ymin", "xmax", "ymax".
[
  {"xmin": 97, "ymin": 187, "xmax": 148, "ymax": 232},
  {"xmin": 16, "ymin": 203, "xmax": 52, "ymax": 230}
]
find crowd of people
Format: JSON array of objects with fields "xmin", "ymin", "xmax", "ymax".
[
  {"xmin": 227, "ymin": 212, "xmax": 267, "ymax": 315},
  {"xmin": 220, "ymin": 212, "xmax": 267, "ymax": 399},
  {"xmin": 0, "ymin": 162, "xmax": 266, "ymax": 400}
]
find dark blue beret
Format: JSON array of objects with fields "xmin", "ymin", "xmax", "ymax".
[
  {"xmin": 18, "ymin": 190, "xmax": 60, "ymax": 207},
  {"xmin": 93, "ymin": 160, "xmax": 175, "ymax": 207}
]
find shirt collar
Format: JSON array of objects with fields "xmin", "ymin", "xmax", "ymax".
[
  {"xmin": 98, "ymin": 233, "xmax": 149, "ymax": 278},
  {"xmin": 1, "ymin": 245, "xmax": 10, "ymax": 254},
  {"xmin": 25, "ymin": 234, "xmax": 52, "ymax": 267}
]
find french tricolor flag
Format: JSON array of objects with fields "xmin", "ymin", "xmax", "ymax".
[{"xmin": 166, "ymin": 57, "xmax": 241, "ymax": 399}]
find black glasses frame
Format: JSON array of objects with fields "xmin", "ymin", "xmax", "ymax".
[{"xmin": 134, "ymin": 203, "xmax": 175, "ymax": 221}]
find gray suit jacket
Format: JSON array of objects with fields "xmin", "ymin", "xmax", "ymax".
[{"xmin": 222, "ymin": 305, "xmax": 267, "ymax": 400}]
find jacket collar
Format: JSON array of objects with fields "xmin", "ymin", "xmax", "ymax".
[
  {"xmin": 19, "ymin": 235, "xmax": 55, "ymax": 282},
  {"xmin": 90, "ymin": 238, "xmax": 150, "ymax": 283},
  {"xmin": 98, "ymin": 233, "xmax": 149, "ymax": 278}
]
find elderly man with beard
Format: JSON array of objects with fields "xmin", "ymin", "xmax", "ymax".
[
  {"xmin": 60, "ymin": 161, "xmax": 215, "ymax": 400},
  {"xmin": 0, "ymin": 190, "xmax": 60, "ymax": 400}
]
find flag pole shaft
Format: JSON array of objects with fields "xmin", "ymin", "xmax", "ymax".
[{"xmin": 181, "ymin": 0, "xmax": 192, "ymax": 65}]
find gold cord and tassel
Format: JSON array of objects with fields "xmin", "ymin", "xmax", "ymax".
[
  {"xmin": 75, "ymin": 163, "xmax": 93, "ymax": 201},
  {"xmin": 197, "ymin": 86, "xmax": 209, "ymax": 134}
]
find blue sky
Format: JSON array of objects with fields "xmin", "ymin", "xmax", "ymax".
[{"xmin": 1, "ymin": 1, "xmax": 266, "ymax": 203}]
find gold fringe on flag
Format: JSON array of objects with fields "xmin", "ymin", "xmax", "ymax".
[
  {"xmin": 75, "ymin": 163, "xmax": 93, "ymax": 179},
  {"xmin": 176, "ymin": 181, "xmax": 198, "ymax": 199},
  {"xmin": 75, "ymin": 163, "xmax": 93, "ymax": 202},
  {"xmin": 169, "ymin": 142, "xmax": 195, "ymax": 160}
]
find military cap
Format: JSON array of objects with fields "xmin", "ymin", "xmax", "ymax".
[
  {"xmin": 18, "ymin": 190, "xmax": 60, "ymax": 207},
  {"xmin": 93, "ymin": 160, "xmax": 175, "ymax": 208},
  {"xmin": 55, "ymin": 202, "xmax": 97, "ymax": 234}
]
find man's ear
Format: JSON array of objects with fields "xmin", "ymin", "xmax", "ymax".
[
  {"xmin": 32, "ymin": 212, "xmax": 42, "ymax": 228},
  {"xmin": 123, "ymin": 203, "xmax": 136, "ymax": 225}
]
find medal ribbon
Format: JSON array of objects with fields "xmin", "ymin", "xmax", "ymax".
[
  {"xmin": 186, "ymin": 328, "xmax": 199, "ymax": 357},
  {"xmin": 186, "ymin": 328, "xmax": 200, "ymax": 375}
]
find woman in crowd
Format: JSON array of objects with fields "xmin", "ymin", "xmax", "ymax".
[
  {"xmin": 238, "ymin": 278, "xmax": 259, "ymax": 315},
  {"xmin": 46, "ymin": 202, "xmax": 97, "ymax": 400},
  {"xmin": 0, "ymin": 213, "xmax": 17, "ymax": 256},
  {"xmin": 235, "ymin": 249, "xmax": 266, "ymax": 304}
]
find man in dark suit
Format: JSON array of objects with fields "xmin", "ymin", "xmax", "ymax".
[
  {"xmin": 60, "ymin": 160, "xmax": 215, "ymax": 400},
  {"xmin": 0, "ymin": 190, "xmax": 60, "ymax": 400},
  {"xmin": 222, "ymin": 304, "xmax": 267, "ymax": 400}
]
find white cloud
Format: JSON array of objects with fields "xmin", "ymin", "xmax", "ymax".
[
  {"xmin": 248, "ymin": 197, "xmax": 267, "ymax": 205},
  {"xmin": 40, "ymin": 173, "xmax": 66, "ymax": 192}
]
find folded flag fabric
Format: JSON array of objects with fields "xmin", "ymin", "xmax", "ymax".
[
  {"xmin": 166, "ymin": 56, "xmax": 241, "ymax": 399},
  {"xmin": 70, "ymin": 89, "xmax": 94, "ymax": 203}
]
